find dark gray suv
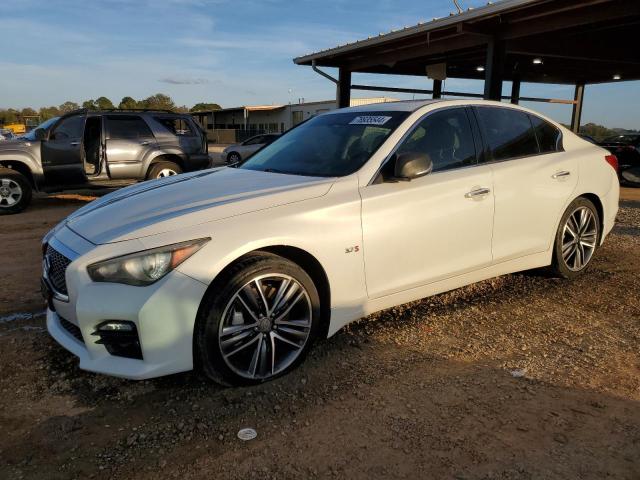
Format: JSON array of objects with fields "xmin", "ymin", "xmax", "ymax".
[{"xmin": 0, "ymin": 109, "xmax": 209, "ymax": 214}]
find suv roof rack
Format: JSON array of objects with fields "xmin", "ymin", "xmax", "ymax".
[
  {"xmin": 64, "ymin": 108, "xmax": 178, "ymax": 116},
  {"xmin": 98, "ymin": 108, "xmax": 177, "ymax": 113}
]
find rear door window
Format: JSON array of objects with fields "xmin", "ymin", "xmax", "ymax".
[
  {"xmin": 475, "ymin": 107, "xmax": 539, "ymax": 161},
  {"xmin": 529, "ymin": 115, "xmax": 562, "ymax": 153},
  {"xmin": 154, "ymin": 117, "xmax": 195, "ymax": 137},
  {"xmin": 107, "ymin": 115, "xmax": 154, "ymax": 140}
]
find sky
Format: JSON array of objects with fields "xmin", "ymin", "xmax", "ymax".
[{"xmin": 2, "ymin": 0, "xmax": 638, "ymax": 129}]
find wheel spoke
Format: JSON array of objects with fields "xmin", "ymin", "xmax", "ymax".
[
  {"xmin": 273, "ymin": 331, "xmax": 302, "ymax": 349},
  {"xmin": 221, "ymin": 329, "xmax": 256, "ymax": 349},
  {"xmin": 253, "ymin": 279, "xmax": 269, "ymax": 316},
  {"xmin": 564, "ymin": 222, "xmax": 578, "ymax": 239},
  {"xmin": 249, "ymin": 335, "xmax": 264, "ymax": 377},
  {"xmin": 580, "ymin": 239, "xmax": 596, "ymax": 249},
  {"xmin": 274, "ymin": 291, "xmax": 304, "ymax": 323},
  {"xmin": 574, "ymin": 244, "xmax": 583, "ymax": 269},
  {"xmin": 225, "ymin": 332, "xmax": 260, "ymax": 357},
  {"xmin": 276, "ymin": 326, "xmax": 309, "ymax": 340},
  {"xmin": 221, "ymin": 322, "xmax": 257, "ymax": 338},
  {"xmin": 275, "ymin": 319, "xmax": 310, "ymax": 328},
  {"xmin": 236, "ymin": 293, "xmax": 260, "ymax": 322},
  {"xmin": 270, "ymin": 278, "xmax": 291, "ymax": 316},
  {"xmin": 269, "ymin": 332, "xmax": 276, "ymax": 375},
  {"xmin": 273, "ymin": 282, "xmax": 300, "ymax": 317}
]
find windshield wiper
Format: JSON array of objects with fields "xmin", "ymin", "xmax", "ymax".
[{"xmin": 263, "ymin": 168, "xmax": 289, "ymax": 174}]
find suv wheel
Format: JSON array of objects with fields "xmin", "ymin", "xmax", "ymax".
[
  {"xmin": 148, "ymin": 161, "xmax": 183, "ymax": 180},
  {"xmin": 196, "ymin": 253, "xmax": 321, "ymax": 386},
  {"xmin": 550, "ymin": 197, "xmax": 600, "ymax": 278},
  {"xmin": 0, "ymin": 167, "xmax": 32, "ymax": 215}
]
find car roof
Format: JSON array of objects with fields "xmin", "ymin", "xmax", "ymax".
[{"xmin": 324, "ymin": 99, "xmax": 443, "ymax": 114}]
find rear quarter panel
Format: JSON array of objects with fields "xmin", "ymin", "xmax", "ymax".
[{"xmin": 562, "ymin": 130, "xmax": 619, "ymax": 242}]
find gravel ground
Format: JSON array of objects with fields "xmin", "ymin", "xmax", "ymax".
[{"xmin": 0, "ymin": 190, "xmax": 639, "ymax": 480}]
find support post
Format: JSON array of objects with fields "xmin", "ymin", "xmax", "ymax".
[
  {"xmin": 571, "ymin": 83, "xmax": 585, "ymax": 133},
  {"xmin": 432, "ymin": 79, "xmax": 443, "ymax": 99},
  {"xmin": 483, "ymin": 38, "xmax": 505, "ymax": 101},
  {"xmin": 337, "ymin": 67, "xmax": 352, "ymax": 108},
  {"xmin": 510, "ymin": 77, "xmax": 521, "ymax": 104}
]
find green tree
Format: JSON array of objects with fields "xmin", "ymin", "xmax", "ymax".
[
  {"xmin": 95, "ymin": 96, "xmax": 115, "ymax": 110},
  {"xmin": 39, "ymin": 106, "xmax": 61, "ymax": 120},
  {"xmin": 118, "ymin": 96, "xmax": 138, "ymax": 110},
  {"xmin": 82, "ymin": 99, "xmax": 97, "ymax": 110},
  {"xmin": 0, "ymin": 108, "xmax": 20, "ymax": 125},
  {"xmin": 190, "ymin": 102, "xmax": 221, "ymax": 112},
  {"xmin": 579, "ymin": 123, "xmax": 616, "ymax": 142},
  {"xmin": 58, "ymin": 101, "xmax": 80, "ymax": 114},
  {"xmin": 140, "ymin": 93, "xmax": 175, "ymax": 111},
  {"xmin": 20, "ymin": 107, "xmax": 38, "ymax": 117}
]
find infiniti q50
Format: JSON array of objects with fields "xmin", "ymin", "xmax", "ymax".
[{"xmin": 42, "ymin": 100, "xmax": 619, "ymax": 385}]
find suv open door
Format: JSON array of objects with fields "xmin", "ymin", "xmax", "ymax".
[{"xmin": 41, "ymin": 114, "xmax": 87, "ymax": 185}]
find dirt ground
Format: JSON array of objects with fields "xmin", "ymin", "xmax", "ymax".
[{"xmin": 1, "ymin": 189, "xmax": 639, "ymax": 480}]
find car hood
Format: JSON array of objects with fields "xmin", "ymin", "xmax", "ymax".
[
  {"xmin": 0, "ymin": 138, "xmax": 30, "ymax": 147},
  {"xmin": 64, "ymin": 167, "xmax": 334, "ymax": 244}
]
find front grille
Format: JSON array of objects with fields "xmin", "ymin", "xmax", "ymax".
[
  {"xmin": 60, "ymin": 317, "xmax": 84, "ymax": 343},
  {"xmin": 46, "ymin": 245, "xmax": 71, "ymax": 295}
]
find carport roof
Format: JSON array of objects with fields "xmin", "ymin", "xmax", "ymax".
[{"xmin": 294, "ymin": 0, "xmax": 640, "ymax": 85}]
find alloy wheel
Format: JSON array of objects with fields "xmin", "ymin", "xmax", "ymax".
[
  {"xmin": 156, "ymin": 168, "xmax": 177, "ymax": 178},
  {"xmin": 218, "ymin": 274, "xmax": 312, "ymax": 380},
  {"xmin": 561, "ymin": 206, "xmax": 597, "ymax": 271},
  {"xmin": 0, "ymin": 178, "xmax": 22, "ymax": 207}
]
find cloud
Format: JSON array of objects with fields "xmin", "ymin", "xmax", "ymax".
[{"xmin": 159, "ymin": 77, "xmax": 209, "ymax": 85}]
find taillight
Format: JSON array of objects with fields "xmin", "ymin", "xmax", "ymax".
[{"xmin": 605, "ymin": 154, "xmax": 618, "ymax": 172}]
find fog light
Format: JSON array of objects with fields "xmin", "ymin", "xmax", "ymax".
[
  {"xmin": 98, "ymin": 321, "xmax": 134, "ymax": 332},
  {"xmin": 92, "ymin": 321, "xmax": 142, "ymax": 359}
]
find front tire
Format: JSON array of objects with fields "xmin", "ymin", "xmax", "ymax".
[
  {"xmin": 226, "ymin": 152, "xmax": 241, "ymax": 164},
  {"xmin": 0, "ymin": 167, "xmax": 32, "ymax": 215},
  {"xmin": 550, "ymin": 197, "xmax": 600, "ymax": 279},
  {"xmin": 196, "ymin": 253, "xmax": 321, "ymax": 386}
]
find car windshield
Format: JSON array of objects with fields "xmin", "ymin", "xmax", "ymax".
[
  {"xmin": 21, "ymin": 117, "xmax": 59, "ymax": 140},
  {"xmin": 602, "ymin": 134, "xmax": 639, "ymax": 145},
  {"xmin": 240, "ymin": 111, "xmax": 409, "ymax": 177}
]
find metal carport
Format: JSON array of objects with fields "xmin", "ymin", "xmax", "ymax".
[{"xmin": 294, "ymin": 0, "xmax": 640, "ymax": 132}]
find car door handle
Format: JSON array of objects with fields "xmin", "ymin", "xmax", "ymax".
[
  {"xmin": 552, "ymin": 170, "xmax": 571, "ymax": 179},
  {"xmin": 70, "ymin": 141, "xmax": 80, "ymax": 146},
  {"xmin": 465, "ymin": 187, "xmax": 491, "ymax": 199}
]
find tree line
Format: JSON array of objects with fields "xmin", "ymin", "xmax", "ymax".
[
  {"xmin": 578, "ymin": 122, "xmax": 638, "ymax": 142},
  {"xmin": 0, "ymin": 94, "xmax": 221, "ymax": 125}
]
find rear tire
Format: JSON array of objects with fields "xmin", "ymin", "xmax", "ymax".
[
  {"xmin": 0, "ymin": 167, "xmax": 32, "ymax": 215},
  {"xmin": 147, "ymin": 161, "xmax": 182, "ymax": 180},
  {"xmin": 196, "ymin": 253, "xmax": 321, "ymax": 386},
  {"xmin": 549, "ymin": 197, "xmax": 600, "ymax": 279}
]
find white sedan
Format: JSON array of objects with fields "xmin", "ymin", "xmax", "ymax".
[{"xmin": 42, "ymin": 100, "xmax": 619, "ymax": 385}]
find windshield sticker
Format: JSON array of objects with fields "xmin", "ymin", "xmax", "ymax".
[{"xmin": 349, "ymin": 115, "xmax": 392, "ymax": 126}]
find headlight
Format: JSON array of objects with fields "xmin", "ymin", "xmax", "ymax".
[{"xmin": 87, "ymin": 238, "xmax": 209, "ymax": 286}]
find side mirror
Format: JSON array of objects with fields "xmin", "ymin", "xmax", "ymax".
[
  {"xmin": 33, "ymin": 128, "xmax": 46, "ymax": 141},
  {"xmin": 393, "ymin": 152, "xmax": 433, "ymax": 181}
]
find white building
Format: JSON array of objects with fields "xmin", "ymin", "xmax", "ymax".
[{"xmin": 191, "ymin": 97, "xmax": 397, "ymax": 143}]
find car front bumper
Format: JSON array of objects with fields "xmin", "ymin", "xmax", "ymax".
[{"xmin": 46, "ymin": 264, "xmax": 208, "ymax": 380}]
